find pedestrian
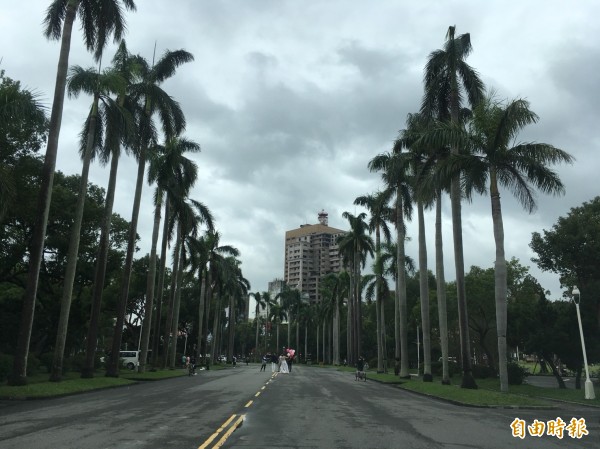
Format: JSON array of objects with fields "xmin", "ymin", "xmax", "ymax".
[
  {"xmin": 233, "ymin": 355, "xmax": 237, "ymax": 367},
  {"xmin": 181, "ymin": 354, "xmax": 186, "ymax": 368},
  {"xmin": 270, "ymin": 352, "xmax": 277, "ymax": 373},
  {"xmin": 260, "ymin": 355, "xmax": 267, "ymax": 372},
  {"xmin": 190, "ymin": 355, "xmax": 197, "ymax": 375},
  {"xmin": 287, "ymin": 352, "xmax": 293, "ymax": 372}
]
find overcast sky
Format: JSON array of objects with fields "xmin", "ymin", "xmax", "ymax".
[{"xmin": 2, "ymin": 1, "xmax": 599, "ymax": 304}]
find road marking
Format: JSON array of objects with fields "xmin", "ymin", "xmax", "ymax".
[
  {"xmin": 213, "ymin": 414, "xmax": 245, "ymax": 448},
  {"xmin": 198, "ymin": 415, "xmax": 237, "ymax": 449},
  {"xmin": 244, "ymin": 400, "xmax": 253, "ymax": 408},
  {"xmin": 261, "ymin": 386, "xmax": 266, "ymax": 390},
  {"xmin": 255, "ymin": 392, "xmax": 261, "ymax": 397}
]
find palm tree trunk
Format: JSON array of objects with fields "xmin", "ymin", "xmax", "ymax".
[
  {"xmin": 418, "ymin": 202, "xmax": 432, "ymax": 381},
  {"xmin": 375, "ymin": 227, "xmax": 383, "ymax": 372},
  {"xmin": 451, "ymin": 172, "xmax": 476, "ymax": 389},
  {"xmin": 81, "ymin": 146, "xmax": 120, "ymax": 378},
  {"xmin": 169, "ymin": 231, "xmax": 185, "ymax": 369},
  {"xmin": 333, "ymin": 294, "xmax": 340, "ymax": 365},
  {"xmin": 435, "ymin": 190, "xmax": 450, "ymax": 385},
  {"xmin": 151, "ymin": 195, "xmax": 170, "ymax": 366},
  {"xmin": 106, "ymin": 141, "xmax": 148, "ymax": 377},
  {"xmin": 196, "ymin": 268, "xmax": 207, "ymax": 359},
  {"xmin": 490, "ymin": 174, "xmax": 508, "ymax": 392},
  {"xmin": 138, "ymin": 189, "xmax": 163, "ymax": 373},
  {"xmin": 397, "ymin": 188, "xmax": 410, "ymax": 378},
  {"xmin": 9, "ymin": 1, "xmax": 78, "ymax": 386},
  {"xmin": 162, "ymin": 228, "xmax": 181, "ymax": 369},
  {"xmin": 211, "ymin": 292, "xmax": 221, "ymax": 363},
  {"xmin": 50, "ymin": 97, "xmax": 98, "ymax": 381},
  {"xmin": 347, "ymin": 272, "xmax": 354, "ymax": 365},
  {"xmin": 228, "ymin": 295, "xmax": 235, "ymax": 361},
  {"xmin": 254, "ymin": 305, "xmax": 260, "ymax": 359}
]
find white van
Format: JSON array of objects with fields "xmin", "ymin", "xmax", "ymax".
[
  {"xmin": 100, "ymin": 351, "xmax": 140, "ymax": 370},
  {"xmin": 119, "ymin": 351, "xmax": 140, "ymax": 370}
]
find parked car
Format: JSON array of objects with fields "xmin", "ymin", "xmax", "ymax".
[{"xmin": 100, "ymin": 350, "xmax": 141, "ymax": 370}]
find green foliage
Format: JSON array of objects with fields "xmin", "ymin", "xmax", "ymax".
[
  {"xmin": 430, "ymin": 360, "xmax": 461, "ymax": 378},
  {"xmin": 471, "ymin": 364, "xmax": 495, "ymax": 379},
  {"xmin": 507, "ymin": 361, "xmax": 528, "ymax": 385},
  {"xmin": 0, "ymin": 353, "xmax": 12, "ymax": 382}
]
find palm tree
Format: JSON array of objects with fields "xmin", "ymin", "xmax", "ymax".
[
  {"xmin": 250, "ymin": 292, "xmax": 268, "ymax": 360},
  {"xmin": 269, "ymin": 303, "xmax": 287, "ymax": 353},
  {"xmin": 420, "ymin": 25, "xmax": 484, "ymax": 389},
  {"xmin": 354, "ymin": 191, "xmax": 392, "ymax": 373},
  {"xmin": 202, "ymin": 233, "xmax": 240, "ymax": 362},
  {"xmin": 397, "ymin": 112, "xmax": 437, "ymax": 382},
  {"xmin": 50, "ymin": 65, "xmax": 125, "ymax": 381},
  {"xmin": 10, "ymin": 0, "xmax": 136, "ymax": 386},
  {"xmin": 164, "ymin": 198, "xmax": 213, "ymax": 369},
  {"xmin": 368, "ymin": 151, "xmax": 413, "ymax": 377},
  {"xmin": 106, "ymin": 47, "xmax": 193, "ymax": 377},
  {"xmin": 138, "ymin": 136, "xmax": 201, "ymax": 372},
  {"xmin": 431, "ymin": 93, "xmax": 574, "ymax": 391},
  {"xmin": 0, "ymin": 73, "xmax": 48, "ymax": 222},
  {"xmin": 81, "ymin": 41, "xmax": 140, "ymax": 379},
  {"xmin": 337, "ymin": 212, "xmax": 374, "ymax": 365}
]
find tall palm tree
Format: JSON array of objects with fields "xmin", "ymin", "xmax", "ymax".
[
  {"xmin": 106, "ymin": 47, "xmax": 193, "ymax": 377},
  {"xmin": 139, "ymin": 136, "xmax": 201, "ymax": 372},
  {"xmin": 269, "ymin": 303, "xmax": 287, "ymax": 353},
  {"xmin": 0, "ymin": 74, "xmax": 48, "ymax": 222},
  {"xmin": 431, "ymin": 93, "xmax": 573, "ymax": 391},
  {"xmin": 337, "ymin": 212, "xmax": 374, "ymax": 365},
  {"xmin": 420, "ymin": 25, "xmax": 484, "ymax": 389},
  {"xmin": 50, "ymin": 65, "xmax": 125, "ymax": 381},
  {"xmin": 368, "ymin": 151, "xmax": 413, "ymax": 377},
  {"xmin": 354, "ymin": 191, "xmax": 392, "ymax": 372},
  {"xmin": 202, "ymin": 233, "xmax": 240, "ymax": 362},
  {"xmin": 11, "ymin": 0, "xmax": 136, "ymax": 386},
  {"xmin": 250, "ymin": 292, "xmax": 268, "ymax": 359},
  {"xmin": 397, "ymin": 112, "xmax": 436, "ymax": 382},
  {"xmin": 81, "ymin": 41, "xmax": 140, "ymax": 379},
  {"xmin": 164, "ymin": 198, "xmax": 213, "ymax": 369}
]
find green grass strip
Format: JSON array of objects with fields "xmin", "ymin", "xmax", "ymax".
[{"xmin": 0, "ymin": 376, "xmax": 135, "ymax": 399}]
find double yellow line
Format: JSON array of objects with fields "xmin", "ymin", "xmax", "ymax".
[
  {"xmin": 198, "ymin": 374, "xmax": 276, "ymax": 448},
  {"xmin": 198, "ymin": 414, "xmax": 245, "ymax": 449}
]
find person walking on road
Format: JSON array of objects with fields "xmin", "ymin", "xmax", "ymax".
[{"xmin": 260, "ymin": 355, "xmax": 267, "ymax": 372}]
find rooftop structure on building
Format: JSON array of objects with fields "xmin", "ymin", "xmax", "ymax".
[{"xmin": 284, "ymin": 210, "xmax": 346, "ymax": 303}]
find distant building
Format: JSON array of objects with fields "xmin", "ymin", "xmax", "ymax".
[{"xmin": 284, "ymin": 210, "xmax": 345, "ymax": 303}]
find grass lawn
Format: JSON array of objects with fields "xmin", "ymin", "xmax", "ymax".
[{"xmin": 0, "ymin": 367, "xmax": 190, "ymax": 399}]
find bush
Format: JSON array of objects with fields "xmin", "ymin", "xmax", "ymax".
[
  {"xmin": 27, "ymin": 354, "xmax": 41, "ymax": 376},
  {"xmin": 0, "ymin": 353, "xmax": 13, "ymax": 382},
  {"xmin": 39, "ymin": 353, "xmax": 54, "ymax": 373},
  {"xmin": 507, "ymin": 361, "xmax": 529, "ymax": 385},
  {"xmin": 431, "ymin": 360, "xmax": 461, "ymax": 378},
  {"xmin": 472, "ymin": 364, "xmax": 495, "ymax": 379}
]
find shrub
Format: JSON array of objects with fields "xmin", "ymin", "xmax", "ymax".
[
  {"xmin": 472, "ymin": 363, "xmax": 495, "ymax": 379},
  {"xmin": 431, "ymin": 360, "xmax": 461, "ymax": 378},
  {"xmin": 26, "ymin": 354, "xmax": 41, "ymax": 376},
  {"xmin": 39, "ymin": 353, "xmax": 54, "ymax": 373},
  {"xmin": 0, "ymin": 353, "xmax": 13, "ymax": 382},
  {"xmin": 507, "ymin": 361, "xmax": 529, "ymax": 385}
]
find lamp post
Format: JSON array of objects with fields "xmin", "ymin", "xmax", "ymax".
[{"xmin": 572, "ymin": 286, "xmax": 595, "ymax": 400}]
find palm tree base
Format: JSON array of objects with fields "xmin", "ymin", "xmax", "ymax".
[
  {"xmin": 7, "ymin": 375, "xmax": 27, "ymax": 386},
  {"xmin": 422, "ymin": 373, "xmax": 433, "ymax": 382},
  {"xmin": 441, "ymin": 378, "xmax": 451, "ymax": 385},
  {"xmin": 461, "ymin": 374, "xmax": 478, "ymax": 389},
  {"xmin": 48, "ymin": 372, "xmax": 62, "ymax": 382},
  {"xmin": 80, "ymin": 369, "xmax": 94, "ymax": 379}
]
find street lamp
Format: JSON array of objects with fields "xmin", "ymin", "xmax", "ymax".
[{"xmin": 572, "ymin": 286, "xmax": 595, "ymax": 400}]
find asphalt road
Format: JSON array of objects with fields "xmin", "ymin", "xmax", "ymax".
[{"xmin": 0, "ymin": 364, "xmax": 599, "ymax": 449}]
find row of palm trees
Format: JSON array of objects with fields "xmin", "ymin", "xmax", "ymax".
[
  {"xmin": 334, "ymin": 26, "xmax": 572, "ymax": 392},
  {"xmin": 9, "ymin": 0, "xmax": 253, "ymax": 384}
]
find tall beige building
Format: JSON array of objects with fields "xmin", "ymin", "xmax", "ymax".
[{"xmin": 284, "ymin": 210, "xmax": 345, "ymax": 303}]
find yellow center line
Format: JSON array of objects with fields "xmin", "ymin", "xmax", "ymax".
[
  {"xmin": 244, "ymin": 400, "xmax": 253, "ymax": 408},
  {"xmin": 255, "ymin": 391, "xmax": 261, "ymax": 397},
  {"xmin": 198, "ymin": 415, "xmax": 237, "ymax": 449},
  {"xmin": 213, "ymin": 414, "xmax": 245, "ymax": 448}
]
